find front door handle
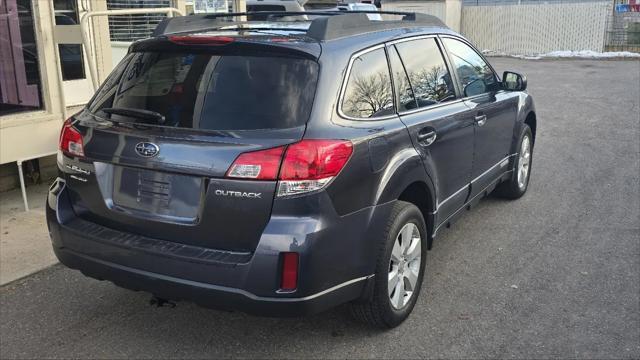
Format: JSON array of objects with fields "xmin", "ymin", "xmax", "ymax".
[
  {"xmin": 475, "ymin": 114, "xmax": 487, "ymax": 127},
  {"xmin": 417, "ymin": 130, "xmax": 437, "ymax": 146}
]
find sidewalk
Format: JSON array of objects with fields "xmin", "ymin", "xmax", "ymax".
[{"xmin": 0, "ymin": 182, "xmax": 58, "ymax": 285}]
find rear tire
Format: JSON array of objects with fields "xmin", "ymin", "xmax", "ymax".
[
  {"xmin": 349, "ymin": 201, "xmax": 427, "ymax": 329},
  {"xmin": 496, "ymin": 124, "xmax": 533, "ymax": 199}
]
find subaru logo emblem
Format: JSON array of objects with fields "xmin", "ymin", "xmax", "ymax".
[{"xmin": 135, "ymin": 142, "xmax": 160, "ymax": 157}]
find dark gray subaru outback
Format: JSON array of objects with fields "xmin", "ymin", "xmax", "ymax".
[{"xmin": 47, "ymin": 11, "xmax": 536, "ymax": 328}]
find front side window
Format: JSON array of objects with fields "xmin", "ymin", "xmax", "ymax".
[
  {"xmin": 341, "ymin": 48, "xmax": 394, "ymax": 119},
  {"xmin": 442, "ymin": 38, "xmax": 497, "ymax": 98},
  {"xmin": 394, "ymin": 38, "xmax": 456, "ymax": 110},
  {"xmin": 89, "ymin": 53, "xmax": 319, "ymax": 131}
]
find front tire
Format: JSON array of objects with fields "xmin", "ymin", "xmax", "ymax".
[
  {"xmin": 349, "ymin": 201, "xmax": 427, "ymax": 328},
  {"xmin": 497, "ymin": 124, "xmax": 533, "ymax": 199}
]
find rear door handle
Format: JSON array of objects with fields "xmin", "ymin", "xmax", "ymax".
[
  {"xmin": 417, "ymin": 130, "xmax": 437, "ymax": 146},
  {"xmin": 475, "ymin": 114, "xmax": 487, "ymax": 127}
]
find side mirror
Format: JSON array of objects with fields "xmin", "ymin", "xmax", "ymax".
[
  {"xmin": 502, "ymin": 71, "xmax": 527, "ymax": 91},
  {"xmin": 463, "ymin": 78, "xmax": 486, "ymax": 97}
]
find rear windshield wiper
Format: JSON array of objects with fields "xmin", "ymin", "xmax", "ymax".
[{"xmin": 100, "ymin": 107, "xmax": 166, "ymax": 125}]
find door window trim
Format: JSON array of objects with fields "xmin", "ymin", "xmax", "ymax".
[{"xmin": 385, "ymin": 44, "xmax": 414, "ymax": 114}]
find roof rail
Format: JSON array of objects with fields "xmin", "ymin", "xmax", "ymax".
[
  {"xmin": 307, "ymin": 12, "xmax": 446, "ymax": 40},
  {"xmin": 152, "ymin": 11, "xmax": 447, "ymax": 41}
]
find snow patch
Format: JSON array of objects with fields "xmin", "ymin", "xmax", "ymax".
[
  {"xmin": 541, "ymin": 50, "xmax": 640, "ymax": 59},
  {"xmin": 482, "ymin": 49, "xmax": 640, "ymax": 59}
]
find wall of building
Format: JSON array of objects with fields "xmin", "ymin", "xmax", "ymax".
[
  {"xmin": 461, "ymin": 1, "xmax": 612, "ymax": 55},
  {"xmin": 382, "ymin": 1, "xmax": 447, "ymax": 24},
  {"xmin": 0, "ymin": 0, "xmax": 112, "ymax": 193},
  {"xmin": 606, "ymin": 9, "xmax": 640, "ymax": 52},
  {"xmin": 0, "ymin": 155, "xmax": 57, "ymax": 192}
]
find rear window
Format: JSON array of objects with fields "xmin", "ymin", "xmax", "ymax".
[{"xmin": 89, "ymin": 52, "xmax": 319, "ymax": 131}]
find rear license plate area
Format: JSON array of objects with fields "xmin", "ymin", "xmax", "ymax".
[{"xmin": 110, "ymin": 166, "xmax": 203, "ymax": 222}]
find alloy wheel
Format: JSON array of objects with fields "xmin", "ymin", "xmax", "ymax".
[
  {"xmin": 388, "ymin": 223, "xmax": 422, "ymax": 309},
  {"xmin": 517, "ymin": 135, "xmax": 531, "ymax": 189}
]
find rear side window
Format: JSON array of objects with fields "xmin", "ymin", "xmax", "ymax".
[
  {"xmin": 89, "ymin": 52, "xmax": 319, "ymax": 131},
  {"xmin": 341, "ymin": 48, "xmax": 394, "ymax": 119},
  {"xmin": 394, "ymin": 38, "xmax": 456, "ymax": 109},
  {"xmin": 442, "ymin": 38, "xmax": 497, "ymax": 97}
]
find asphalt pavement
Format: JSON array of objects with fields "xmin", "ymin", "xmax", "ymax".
[{"xmin": 1, "ymin": 58, "xmax": 639, "ymax": 359}]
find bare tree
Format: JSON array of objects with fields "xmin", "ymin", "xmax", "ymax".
[
  {"xmin": 408, "ymin": 64, "xmax": 448, "ymax": 102},
  {"xmin": 343, "ymin": 71, "xmax": 393, "ymax": 118}
]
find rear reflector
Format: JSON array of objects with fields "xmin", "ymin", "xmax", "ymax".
[
  {"xmin": 59, "ymin": 118, "xmax": 85, "ymax": 157},
  {"xmin": 280, "ymin": 252, "xmax": 299, "ymax": 291},
  {"xmin": 168, "ymin": 35, "xmax": 235, "ymax": 46}
]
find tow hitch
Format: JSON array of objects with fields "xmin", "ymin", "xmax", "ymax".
[{"xmin": 149, "ymin": 296, "xmax": 176, "ymax": 308}]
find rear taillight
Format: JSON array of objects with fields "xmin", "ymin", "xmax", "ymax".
[
  {"xmin": 226, "ymin": 146, "xmax": 286, "ymax": 180},
  {"xmin": 226, "ymin": 140, "xmax": 353, "ymax": 197},
  {"xmin": 278, "ymin": 140, "xmax": 353, "ymax": 197},
  {"xmin": 59, "ymin": 118, "xmax": 84, "ymax": 157},
  {"xmin": 280, "ymin": 252, "xmax": 299, "ymax": 291}
]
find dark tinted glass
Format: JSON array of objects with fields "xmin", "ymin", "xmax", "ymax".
[
  {"xmin": 442, "ymin": 38, "xmax": 497, "ymax": 97},
  {"xmin": 58, "ymin": 44, "xmax": 86, "ymax": 80},
  {"xmin": 395, "ymin": 39, "xmax": 456, "ymax": 109},
  {"xmin": 247, "ymin": 5, "xmax": 286, "ymax": 20},
  {"xmin": 387, "ymin": 46, "xmax": 417, "ymax": 112},
  {"xmin": 342, "ymin": 48, "xmax": 394, "ymax": 119},
  {"xmin": 89, "ymin": 53, "xmax": 319, "ymax": 130},
  {"xmin": 53, "ymin": 0, "xmax": 79, "ymax": 24}
]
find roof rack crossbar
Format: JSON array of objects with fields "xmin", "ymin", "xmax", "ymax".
[{"xmin": 153, "ymin": 11, "xmax": 447, "ymax": 41}]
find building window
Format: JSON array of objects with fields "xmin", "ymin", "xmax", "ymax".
[
  {"xmin": 0, "ymin": 0, "xmax": 43, "ymax": 116},
  {"xmin": 107, "ymin": 0, "xmax": 172, "ymax": 42},
  {"xmin": 53, "ymin": 0, "xmax": 86, "ymax": 81}
]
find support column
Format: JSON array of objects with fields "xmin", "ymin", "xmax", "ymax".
[
  {"xmin": 234, "ymin": 0, "xmax": 246, "ymax": 21},
  {"xmin": 174, "ymin": 0, "xmax": 187, "ymax": 14},
  {"xmin": 234, "ymin": 0, "xmax": 247, "ymax": 12},
  {"xmin": 86, "ymin": 0, "xmax": 113, "ymax": 84},
  {"xmin": 445, "ymin": 0, "xmax": 462, "ymax": 33},
  {"xmin": 17, "ymin": 161, "xmax": 29, "ymax": 211}
]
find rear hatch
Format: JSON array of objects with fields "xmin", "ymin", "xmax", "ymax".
[{"xmin": 60, "ymin": 35, "xmax": 320, "ymax": 252}]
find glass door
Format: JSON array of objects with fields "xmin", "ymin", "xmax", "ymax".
[{"xmin": 0, "ymin": 0, "xmax": 43, "ymax": 115}]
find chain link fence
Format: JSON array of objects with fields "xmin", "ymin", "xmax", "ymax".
[
  {"xmin": 606, "ymin": 7, "xmax": 640, "ymax": 51},
  {"xmin": 462, "ymin": 0, "xmax": 609, "ymax": 5}
]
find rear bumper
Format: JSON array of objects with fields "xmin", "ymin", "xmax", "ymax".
[
  {"xmin": 47, "ymin": 178, "xmax": 390, "ymax": 316},
  {"xmin": 52, "ymin": 246, "xmax": 370, "ymax": 316}
]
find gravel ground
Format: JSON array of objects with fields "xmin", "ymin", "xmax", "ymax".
[{"xmin": 1, "ymin": 58, "xmax": 639, "ymax": 359}]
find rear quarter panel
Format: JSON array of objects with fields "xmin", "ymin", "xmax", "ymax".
[{"xmin": 303, "ymin": 39, "xmax": 436, "ymax": 216}]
